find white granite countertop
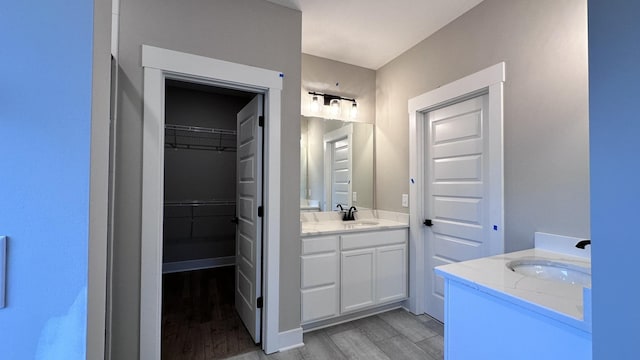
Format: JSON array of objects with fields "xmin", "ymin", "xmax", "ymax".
[
  {"xmin": 300, "ymin": 209, "xmax": 409, "ymax": 237},
  {"xmin": 435, "ymin": 232, "xmax": 592, "ymax": 333}
]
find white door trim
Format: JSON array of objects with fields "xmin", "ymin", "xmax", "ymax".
[
  {"xmin": 140, "ymin": 45, "xmax": 283, "ymax": 358},
  {"xmin": 407, "ymin": 62, "xmax": 505, "ymax": 315}
]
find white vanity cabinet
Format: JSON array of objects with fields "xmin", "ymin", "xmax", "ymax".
[
  {"xmin": 301, "ymin": 227, "xmax": 408, "ymax": 325},
  {"xmin": 341, "ymin": 229, "xmax": 407, "ymax": 313}
]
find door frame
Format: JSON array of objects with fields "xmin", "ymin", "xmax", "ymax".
[
  {"xmin": 140, "ymin": 45, "xmax": 283, "ymax": 358},
  {"xmin": 407, "ymin": 62, "xmax": 505, "ymax": 315}
]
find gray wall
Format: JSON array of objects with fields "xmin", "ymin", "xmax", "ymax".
[
  {"xmin": 88, "ymin": 0, "xmax": 112, "ymax": 357},
  {"xmin": 113, "ymin": 0, "xmax": 301, "ymax": 357},
  {"xmin": 375, "ymin": 0, "xmax": 590, "ymax": 251},
  {"xmin": 302, "ymin": 53, "xmax": 376, "ymax": 124},
  {"xmin": 352, "ymin": 123, "xmax": 374, "ymax": 209},
  {"xmin": 305, "ymin": 117, "xmax": 326, "ymax": 206}
]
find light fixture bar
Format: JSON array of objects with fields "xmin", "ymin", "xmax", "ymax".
[{"xmin": 307, "ymin": 91, "xmax": 357, "ymax": 104}]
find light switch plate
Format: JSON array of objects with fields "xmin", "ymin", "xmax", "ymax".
[
  {"xmin": 401, "ymin": 194, "xmax": 409, "ymax": 207},
  {"xmin": 352, "ymin": 192, "xmax": 357, "ymax": 202},
  {"xmin": 0, "ymin": 236, "xmax": 6, "ymax": 308}
]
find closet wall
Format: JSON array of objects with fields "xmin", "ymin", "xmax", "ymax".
[{"xmin": 163, "ymin": 81, "xmax": 252, "ymax": 266}]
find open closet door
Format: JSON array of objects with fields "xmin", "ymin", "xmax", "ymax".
[{"xmin": 235, "ymin": 94, "xmax": 263, "ymax": 344}]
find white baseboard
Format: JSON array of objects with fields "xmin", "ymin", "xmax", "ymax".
[
  {"xmin": 278, "ymin": 327, "xmax": 304, "ymax": 352},
  {"xmin": 162, "ymin": 256, "xmax": 235, "ymax": 274},
  {"xmin": 301, "ymin": 302, "xmax": 404, "ymax": 332}
]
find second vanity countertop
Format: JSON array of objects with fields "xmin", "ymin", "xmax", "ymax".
[
  {"xmin": 300, "ymin": 209, "xmax": 409, "ymax": 237},
  {"xmin": 435, "ymin": 232, "xmax": 592, "ymax": 333}
]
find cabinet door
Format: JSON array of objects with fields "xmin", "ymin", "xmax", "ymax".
[
  {"xmin": 375, "ymin": 244, "xmax": 408, "ymax": 304},
  {"xmin": 341, "ymin": 248, "xmax": 375, "ymax": 313}
]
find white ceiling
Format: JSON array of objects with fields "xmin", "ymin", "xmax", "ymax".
[{"xmin": 266, "ymin": 0, "xmax": 485, "ymax": 70}]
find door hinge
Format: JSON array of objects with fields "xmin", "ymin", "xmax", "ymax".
[
  {"xmin": 257, "ymin": 206, "xmax": 263, "ymax": 218},
  {"xmin": 257, "ymin": 296, "xmax": 263, "ymax": 309},
  {"xmin": 258, "ymin": 115, "xmax": 264, "ymax": 127}
]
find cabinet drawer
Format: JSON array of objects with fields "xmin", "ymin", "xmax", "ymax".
[
  {"xmin": 301, "ymin": 285, "xmax": 338, "ymax": 323},
  {"xmin": 302, "ymin": 253, "xmax": 337, "ymax": 288},
  {"xmin": 302, "ymin": 235, "xmax": 339, "ymax": 255},
  {"xmin": 341, "ymin": 229, "xmax": 407, "ymax": 250}
]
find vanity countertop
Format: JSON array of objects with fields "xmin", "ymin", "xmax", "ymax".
[
  {"xmin": 301, "ymin": 219, "xmax": 408, "ymax": 236},
  {"xmin": 435, "ymin": 233, "xmax": 592, "ymax": 333},
  {"xmin": 300, "ymin": 209, "xmax": 409, "ymax": 237}
]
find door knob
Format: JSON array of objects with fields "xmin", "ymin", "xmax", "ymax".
[{"xmin": 423, "ymin": 219, "xmax": 433, "ymax": 227}]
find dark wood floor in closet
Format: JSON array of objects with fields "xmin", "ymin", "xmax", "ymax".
[{"xmin": 162, "ymin": 266, "xmax": 259, "ymax": 360}]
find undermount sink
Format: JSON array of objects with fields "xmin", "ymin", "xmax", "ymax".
[
  {"xmin": 344, "ymin": 220, "xmax": 380, "ymax": 228},
  {"xmin": 506, "ymin": 259, "xmax": 591, "ymax": 287}
]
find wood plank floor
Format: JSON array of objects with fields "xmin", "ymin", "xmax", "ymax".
[
  {"xmin": 162, "ymin": 266, "xmax": 260, "ymax": 360},
  {"xmin": 162, "ymin": 267, "xmax": 444, "ymax": 360},
  {"xmin": 228, "ymin": 309, "xmax": 444, "ymax": 360}
]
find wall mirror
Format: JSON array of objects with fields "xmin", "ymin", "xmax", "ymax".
[{"xmin": 300, "ymin": 116, "xmax": 374, "ymax": 212}]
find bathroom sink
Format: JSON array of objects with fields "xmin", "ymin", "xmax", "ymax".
[
  {"xmin": 344, "ymin": 220, "xmax": 380, "ymax": 228},
  {"xmin": 506, "ymin": 259, "xmax": 591, "ymax": 287}
]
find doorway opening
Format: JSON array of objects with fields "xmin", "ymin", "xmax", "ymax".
[
  {"xmin": 161, "ymin": 80, "xmax": 262, "ymax": 359},
  {"xmin": 140, "ymin": 45, "xmax": 285, "ymax": 358}
]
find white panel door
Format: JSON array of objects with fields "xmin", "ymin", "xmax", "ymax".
[
  {"xmin": 424, "ymin": 94, "xmax": 490, "ymax": 322},
  {"xmin": 331, "ymin": 138, "xmax": 350, "ymax": 209},
  {"xmin": 235, "ymin": 94, "xmax": 263, "ymax": 343}
]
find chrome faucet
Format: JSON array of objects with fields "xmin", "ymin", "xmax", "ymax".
[{"xmin": 575, "ymin": 239, "xmax": 591, "ymax": 249}]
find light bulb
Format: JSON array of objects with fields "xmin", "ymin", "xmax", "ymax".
[
  {"xmin": 310, "ymin": 95, "xmax": 320, "ymax": 113},
  {"xmin": 330, "ymin": 99, "xmax": 340, "ymax": 117},
  {"xmin": 350, "ymin": 102, "xmax": 358, "ymax": 119}
]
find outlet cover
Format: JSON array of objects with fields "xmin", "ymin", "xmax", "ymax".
[{"xmin": 401, "ymin": 194, "xmax": 409, "ymax": 207}]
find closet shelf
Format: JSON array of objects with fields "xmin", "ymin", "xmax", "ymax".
[
  {"xmin": 164, "ymin": 200, "xmax": 237, "ymax": 239},
  {"xmin": 165, "ymin": 124, "xmax": 237, "ymax": 152},
  {"xmin": 164, "ymin": 200, "xmax": 236, "ymax": 207}
]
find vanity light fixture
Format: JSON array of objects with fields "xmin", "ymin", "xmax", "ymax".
[
  {"xmin": 330, "ymin": 98, "xmax": 341, "ymax": 117},
  {"xmin": 307, "ymin": 91, "xmax": 358, "ymax": 119},
  {"xmin": 310, "ymin": 95, "xmax": 320, "ymax": 113}
]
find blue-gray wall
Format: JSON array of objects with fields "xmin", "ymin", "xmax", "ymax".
[
  {"xmin": 0, "ymin": 0, "xmax": 95, "ymax": 358},
  {"xmin": 589, "ymin": 0, "xmax": 640, "ymax": 357}
]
